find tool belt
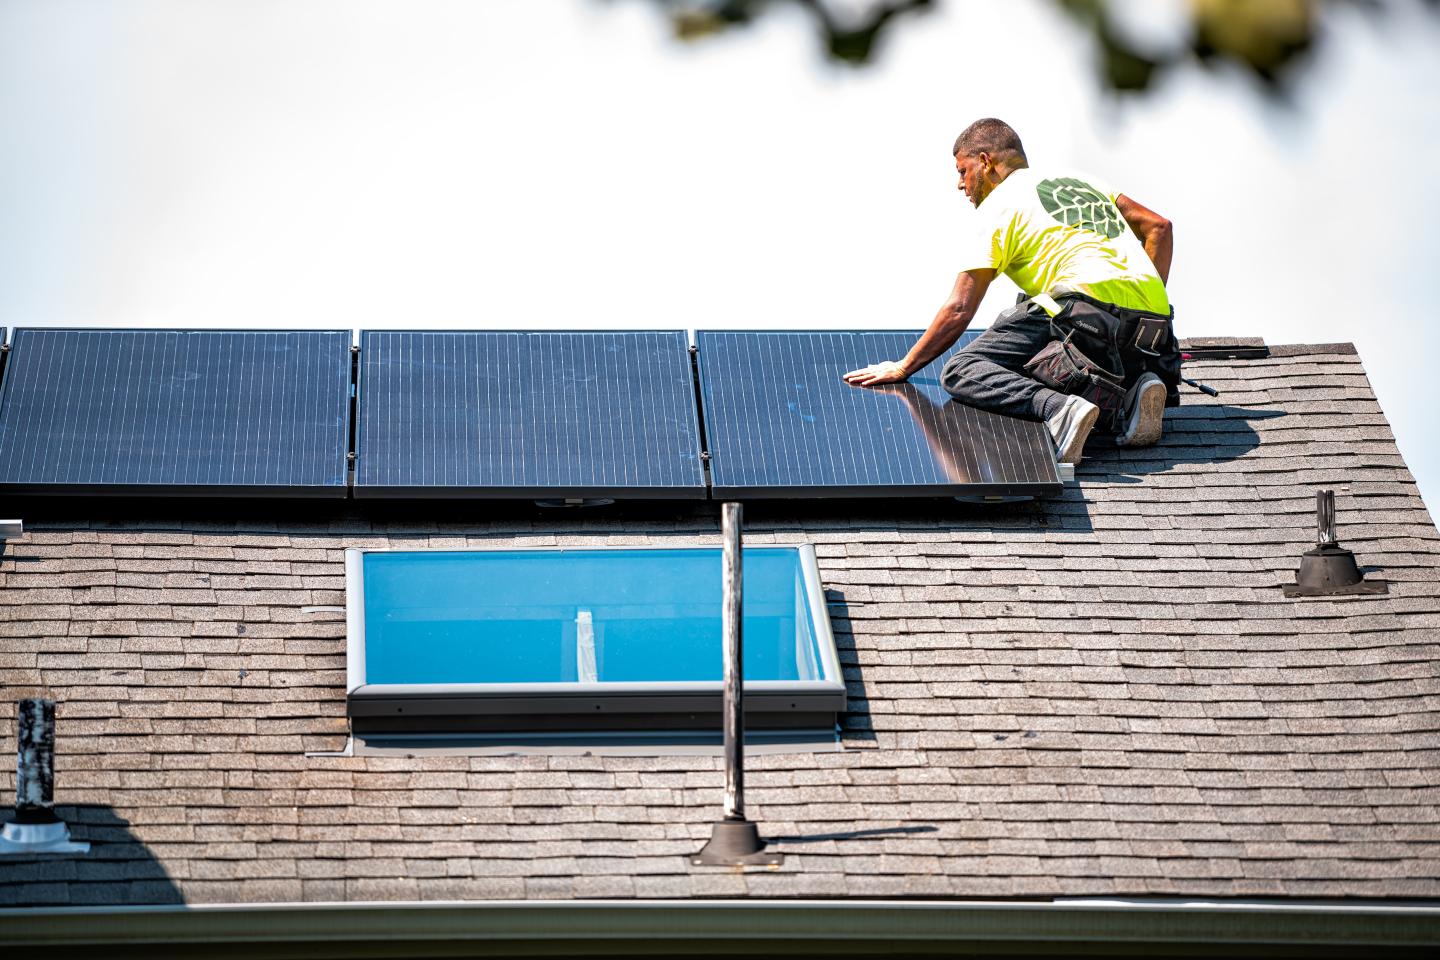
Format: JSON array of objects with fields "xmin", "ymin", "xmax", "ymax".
[
  {"xmin": 1030, "ymin": 291, "xmax": 1183, "ymax": 420},
  {"xmin": 1024, "ymin": 334, "xmax": 1127, "ymax": 431}
]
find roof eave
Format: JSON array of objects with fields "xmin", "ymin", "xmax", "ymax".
[{"xmin": 4, "ymin": 897, "xmax": 1438, "ymax": 957}]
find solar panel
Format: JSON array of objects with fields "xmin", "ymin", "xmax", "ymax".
[
  {"xmin": 695, "ymin": 330, "xmax": 1063, "ymax": 498},
  {"xmin": 0, "ymin": 329, "xmax": 351, "ymax": 496},
  {"xmin": 354, "ymin": 331, "xmax": 705, "ymax": 498}
]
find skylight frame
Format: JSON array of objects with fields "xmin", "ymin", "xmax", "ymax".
[{"xmin": 344, "ymin": 544, "xmax": 846, "ymax": 733}]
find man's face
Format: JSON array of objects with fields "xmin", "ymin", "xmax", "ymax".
[{"xmin": 955, "ymin": 151, "xmax": 993, "ymax": 207}]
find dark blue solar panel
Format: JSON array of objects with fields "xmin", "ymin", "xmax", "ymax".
[
  {"xmin": 354, "ymin": 331, "xmax": 705, "ymax": 498},
  {"xmin": 696, "ymin": 331, "xmax": 1062, "ymax": 498},
  {"xmin": 0, "ymin": 329, "xmax": 351, "ymax": 496}
]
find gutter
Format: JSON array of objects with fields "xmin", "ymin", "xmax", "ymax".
[{"xmin": 3, "ymin": 898, "xmax": 1439, "ymax": 958}]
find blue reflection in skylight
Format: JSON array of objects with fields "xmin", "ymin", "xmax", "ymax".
[{"xmin": 361, "ymin": 548, "xmax": 824, "ymax": 686}]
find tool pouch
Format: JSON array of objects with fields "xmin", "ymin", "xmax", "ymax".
[
  {"xmin": 1049, "ymin": 297, "xmax": 1127, "ymax": 377},
  {"xmin": 1047, "ymin": 293, "xmax": 1183, "ymax": 410},
  {"xmin": 1023, "ymin": 334, "xmax": 1127, "ymax": 432}
]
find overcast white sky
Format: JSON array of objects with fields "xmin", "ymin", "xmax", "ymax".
[{"xmin": 2, "ymin": 0, "xmax": 1437, "ymax": 514}]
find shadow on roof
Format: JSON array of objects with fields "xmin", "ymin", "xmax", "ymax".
[
  {"xmin": 769, "ymin": 824, "xmax": 939, "ymax": 845},
  {"xmin": 0, "ymin": 805, "xmax": 182, "ymax": 907},
  {"xmin": 3, "ymin": 491, "xmax": 1073, "ymax": 531},
  {"xmin": 1081, "ymin": 403, "xmax": 1285, "ymax": 482},
  {"xmin": 825, "ymin": 589, "xmax": 876, "ymax": 746}
]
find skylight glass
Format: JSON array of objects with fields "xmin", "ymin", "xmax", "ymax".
[{"xmin": 345, "ymin": 545, "xmax": 844, "ymax": 734}]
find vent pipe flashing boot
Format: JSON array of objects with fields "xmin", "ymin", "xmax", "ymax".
[
  {"xmin": 0, "ymin": 699, "xmax": 89, "ymax": 855},
  {"xmin": 1284, "ymin": 490, "xmax": 1388, "ymax": 598}
]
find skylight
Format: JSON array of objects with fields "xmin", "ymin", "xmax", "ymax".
[{"xmin": 344, "ymin": 545, "xmax": 844, "ymax": 736}]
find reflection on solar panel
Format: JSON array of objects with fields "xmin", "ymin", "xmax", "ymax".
[
  {"xmin": 354, "ymin": 331, "xmax": 705, "ymax": 498},
  {"xmin": 696, "ymin": 331, "xmax": 1062, "ymax": 498},
  {"xmin": 0, "ymin": 329, "xmax": 351, "ymax": 496}
]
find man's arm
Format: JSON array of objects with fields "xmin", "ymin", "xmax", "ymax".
[
  {"xmin": 843, "ymin": 268, "xmax": 995, "ymax": 386},
  {"xmin": 1115, "ymin": 194, "xmax": 1173, "ymax": 285}
]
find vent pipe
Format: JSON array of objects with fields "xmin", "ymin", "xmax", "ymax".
[
  {"xmin": 1283, "ymin": 490, "xmax": 1388, "ymax": 598},
  {"xmin": 1316, "ymin": 488, "xmax": 1339, "ymax": 546},
  {"xmin": 0, "ymin": 699, "xmax": 89, "ymax": 855},
  {"xmin": 693, "ymin": 503, "xmax": 782, "ymax": 868}
]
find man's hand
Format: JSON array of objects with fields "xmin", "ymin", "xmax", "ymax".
[
  {"xmin": 844, "ymin": 269, "xmax": 994, "ymax": 388},
  {"xmin": 842, "ymin": 269, "xmax": 993, "ymax": 389},
  {"xmin": 843, "ymin": 360, "xmax": 909, "ymax": 387}
]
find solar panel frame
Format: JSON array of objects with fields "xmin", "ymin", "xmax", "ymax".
[
  {"xmin": 353, "ymin": 330, "xmax": 707, "ymax": 499},
  {"xmin": 0, "ymin": 328, "xmax": 352, "ymax": 498},
  {"xmin": 695, "ymin": 329, "xmax": 1064, "ymax": 499}
]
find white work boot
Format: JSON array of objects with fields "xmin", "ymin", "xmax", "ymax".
[
  {"xmin": 1046, "ymin": 394, "xmax": 1099, "ymax": 465},
  {"xmin": 1117, "ymin": 373, "xmax": 1166, "ymax": 448}
]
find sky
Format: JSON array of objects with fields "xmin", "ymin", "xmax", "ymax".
[{"xmin": 2, "ymin": 0, "xmax": 1437, "ymax": 515}]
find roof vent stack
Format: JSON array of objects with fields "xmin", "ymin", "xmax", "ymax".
[
  {"xmin": 1283, "ymin": 490, "xmax": 1388, "ymax": 598},
  {"xmin": 0, "ymin": 699, "xmax": 90, "ymax": 855},
  {"xmin": 693, "ymin": 503, "xmax": 783, "ymax": 868}
]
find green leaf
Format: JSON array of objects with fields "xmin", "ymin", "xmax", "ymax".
[{"xmin": 1037, "ymin": 177, "xmax": 1124, "ymax": 240}]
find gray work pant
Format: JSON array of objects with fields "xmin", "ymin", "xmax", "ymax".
[{"xmin": 941, "ymin": 299, "xmax": 1063, "ymax": 422}]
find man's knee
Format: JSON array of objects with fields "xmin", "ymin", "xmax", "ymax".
[{"xmin": 940, "ymin": 350, "xmax": 981, "ymax": 399}]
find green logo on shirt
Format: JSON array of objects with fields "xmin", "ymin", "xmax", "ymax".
[{"xmin": 1037, "ymin": 178, "xmax": 1123, "ymax": 240}]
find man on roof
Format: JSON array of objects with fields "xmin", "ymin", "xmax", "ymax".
[{"xmin": 844, "ymin": 117, "xmax": 1179, "ymax": 464}]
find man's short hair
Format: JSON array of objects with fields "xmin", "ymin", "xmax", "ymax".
[{"xmin": 952, "ymin": 118, "xmax": 1027, "ymax": 162}]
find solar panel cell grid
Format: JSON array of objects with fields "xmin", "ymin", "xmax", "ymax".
[
  {"xmin": 0, "ymin": 329, "xmax": 351, "ymax": 495},
  {"xmin": 354, "ymin": 331, "xmax": 705, "ymax": 498},
  {"xmin": 696, "ymin": 330, "xmax": 1062, "ymax": 498}
]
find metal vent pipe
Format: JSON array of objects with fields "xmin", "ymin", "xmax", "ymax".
[
  {"xmin": 1316, "ymin": 489, "xmax": 1338, "ymax": 546},
  {"xmin": 0, "ymin": 698, "xmax": 89, "ymax": 854},
  {"xmin": 721, "ymin": 501, "xmax": 745, "ymax": 823},
  {"xmin": 693, "ymin": 503, "xmax": 782, "ymax": 867},
  {"xmin": 16, "ymin": 698, "xmax": 59, "ymax": 823},
  {"xmin": 1284, "ymin": 489, "xmax": 1387, "ymax": 598}
]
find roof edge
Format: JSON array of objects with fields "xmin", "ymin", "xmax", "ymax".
[
  {"xmin": 1268, "ymin": 342, "xmax": 1359, "ymax": 357},
  {"xmin": 1177, "ymin": 338, "xmax": 1361, "ymax": 359},
  {"xmin": 3, "ymin": 898, "xmax": 1437, "ymax": 957}
]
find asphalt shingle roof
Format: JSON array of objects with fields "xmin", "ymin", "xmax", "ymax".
[{"xmin": 1, "ymin": 343, "xmax": 1438, "ymax": 906}]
